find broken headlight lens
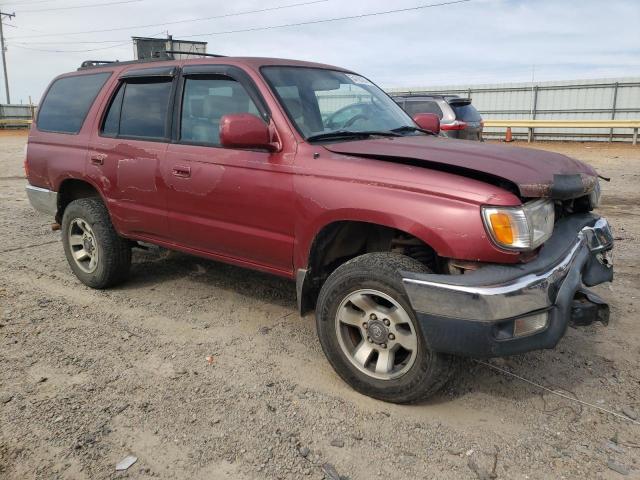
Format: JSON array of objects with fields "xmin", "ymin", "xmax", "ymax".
[
  {"xmin": 588, "ymin": 179, "xmax": 601, "ymax": 209},
  {"xmin": 482, "ymin": 199, "xmax": 555, "ymax": 251}
]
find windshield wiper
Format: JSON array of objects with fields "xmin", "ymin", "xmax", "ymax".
[
  {"xmin": 307, "ymin": 130, "xmax": 401, "ymax": 142},
  {"xmin": 391, "ymin": 125, "xmax": 438, "ymax": 136}
]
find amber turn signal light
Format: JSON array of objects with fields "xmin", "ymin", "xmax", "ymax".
[{"xmin": 487, "ymin": 212, "xmax": 514, "ymax": 245}]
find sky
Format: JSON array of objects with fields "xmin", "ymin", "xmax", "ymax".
[{"xmin": 1, "ymin": 0, "xmax": 639, "ymax": 104}]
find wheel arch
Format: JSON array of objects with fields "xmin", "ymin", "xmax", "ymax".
[
  {"xmin": 296, "ymin": 217, "xmax": 446, "ymax": 315},
  {"xmin": 55, "ymin": 177, "xmax": 107, "ymax": 223}
]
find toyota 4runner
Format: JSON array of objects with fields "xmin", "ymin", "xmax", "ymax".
[{"xmin": 25, "ymin": 57, "xmax": 614, "ymax": 403}]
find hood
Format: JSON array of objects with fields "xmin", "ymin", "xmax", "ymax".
[{"xmin": 322, "ymin": 135, "xmax": 597, "ymax": 199}]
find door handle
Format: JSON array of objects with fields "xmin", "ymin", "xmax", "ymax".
[
  {"xmin": 90, "ymin": 153, "xmax": 107, "ymax": 165},
  {"xmin": 172, "ymin": 165, "xmax": 191, "ymax": 178}
]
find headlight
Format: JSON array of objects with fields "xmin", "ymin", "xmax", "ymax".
[{"xmin": 482, "ymin": 199, "xmax": 555, "ymax": 251}]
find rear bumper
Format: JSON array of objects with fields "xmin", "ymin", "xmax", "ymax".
[
  {"xmin": 26, "ymin": 184, "xmax": 58, "ymax": 217},
  {"xmin": 401, "ymin": 214, "xmax": 614, "ymax": 357}
]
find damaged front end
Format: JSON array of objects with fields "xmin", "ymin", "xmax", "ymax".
[
  {"xmin": 520, "ymin": 172, "xmax": 599, "ymax": 200},
  {"xmin": 400, "ymin": 214, "xmax": 614, "ymax": 358}
]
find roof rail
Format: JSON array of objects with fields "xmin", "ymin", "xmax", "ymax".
[
  {"xmin": 77, "ymin": 57, "xmax": 167, "ymax": 71},
  {"xmin": 163, "ymin": 50, "xmax": 225, "ymax": 58},
  {"xmin": 80, "ymin": 60, "xmax": 118, "ymax": 68},
  {"xmin": 78, "ymin": 52, "xmax": 225, "ymax": 71}
]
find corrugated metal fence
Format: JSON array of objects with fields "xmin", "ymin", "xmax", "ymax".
[{"xmin": 387, "ymin": 77, "xmax": 640, "ymax": 142}]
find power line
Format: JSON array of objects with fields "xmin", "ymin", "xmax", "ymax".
[
  {"xmin": 1, "ymin": 0, "xmax": 109, "ymax": 6},
  {"xmin": 6, "ymin": 0, "xmax": 330, "ymax": 39},
  {"xmin": 10, "ymin": 41, "xmax": 131, "ymax": 52},
  {"xmin": 9, "ymin": 0, "xmax": 472, "ymax": 50},
  {"xmin": 15, "ymin": 0, "xmax": 143, "ymax": 13},
  {"xmin": 0, "ymin": 0, "xmax": 62, "ymax": 5},
  {"xmin": 8, "ymin": 0, "xmax": 472, "ymax": 54},
  {"xmin": 175, "ymin": 0, "xmax": 474, "ymax": 39},
  {"xmin": 12, "ymin": 39, "xmax": 126, "ymax": 45},
  {"xmin": 9, "ymin": 29, "xmax": 165, "ymax": 53}
]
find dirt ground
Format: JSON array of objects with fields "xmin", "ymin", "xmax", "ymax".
[{"xmin": 1, "ymin": 130, "xmax": 639, "ymax": 480}]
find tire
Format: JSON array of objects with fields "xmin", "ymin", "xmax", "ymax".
[
  {"xmin": 61, "ymin": 197, "xmax": 131, "ymax": 289},
  {"xmin": 315, "ymin": 252, "xmax": 455, "ymax": 403}
]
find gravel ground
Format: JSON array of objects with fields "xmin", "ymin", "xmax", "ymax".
[{"xmin": 1, "ymin": 131, "xmax": 639, "ymax": 479}]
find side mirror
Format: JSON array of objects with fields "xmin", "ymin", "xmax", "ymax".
[
  {"xmin": 412, "ymin": 113, "xmax": 440, "ymax": 135},
  {"xmin": 219, "ymin": 113, "xmax": 280, "ymax": 152}
]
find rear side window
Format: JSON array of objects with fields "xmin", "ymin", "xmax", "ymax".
[
  {"xmin": 101, "ymin": 79, "xmax": 173, "ymax": 139},
  {"xmin": 450, "ymin": 103, "xmax": 482, "ymax": 122},
  {"xmin": 403, "ymin": 100, "xmax": 443, "ymax": 119},
  {"xmin": 37, "ymin": 72, "xmax": 110, "ymax": 134}
]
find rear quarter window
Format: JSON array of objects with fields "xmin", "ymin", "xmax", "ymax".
[{"xmin": 37, "ymin": 72, "xmax": 111, "ymax": 134}]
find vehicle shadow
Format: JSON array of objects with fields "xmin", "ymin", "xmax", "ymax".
[{"xmin": 119, "ymin": 246, "xmax": 297, "ymax": 310}]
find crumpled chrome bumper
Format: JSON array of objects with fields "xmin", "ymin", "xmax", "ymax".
[
  {"xmin": 26, "ymin": 184, "xmax": 58, "ymax": 217},
  {"xmin": 401, "ymin": 214, "xmax": 614, "ymax": 357}
]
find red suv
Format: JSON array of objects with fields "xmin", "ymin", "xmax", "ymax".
[{"xmin": 25, "ymin": 57, "xmax": 614, "ymax": 403}]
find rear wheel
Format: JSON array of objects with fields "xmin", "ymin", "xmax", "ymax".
[
  {"xmin": 316, "ymin": 253, "xmax": 455, "ymax": 403},
  {"xmin": 61, "ymin": 198, "xmax": 131, "ymax": 289}
]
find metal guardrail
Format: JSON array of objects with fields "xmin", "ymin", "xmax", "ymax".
[
  {"xmin": 483, "ymin": 120, "xmax": 640, "ymax": 145},
  {"xmin": 0, "ymin": 118, "xmax": 32, "ymax": 127}
]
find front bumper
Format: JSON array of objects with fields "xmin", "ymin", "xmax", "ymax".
[{"xmin": 401, "ymin": 214, "xmax": 614, "ymax": 357}]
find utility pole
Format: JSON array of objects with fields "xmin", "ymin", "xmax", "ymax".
[{"xmin": 0, "ymin": 10, "xmax": 15, "ymax": 104}]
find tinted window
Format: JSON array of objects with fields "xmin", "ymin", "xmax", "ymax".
[
  {"xmin": 180, "ymin": 77, "xmax": 259, "ymax": 145},
  {"xmin": 101, "ymin": 84, "xmax": 124, "ymax": 137},
  {"xmin": 119, "ymin": 79, "xmax": 172, "ymax": 139},
  {"xmin": 37, "ymin": 73, "xmax": 110, "ymax": 134},
  {"xmin": 403, "ymin": 100, "xmax": 443, "ymax": 119},
  {"xmin": 450, "ymin": 103, "xmax": 482, "ymax": 122}
]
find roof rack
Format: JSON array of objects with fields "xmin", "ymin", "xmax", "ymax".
[
  {"xmin": 78, "ymin": 51, "xmax": 226, "ymax": 71},
  {"xmin": 163, "ymin": 50, "xmax": 225, "ymax": 58},
  {"xmin": 80, "ymin": 60, "xmax": 118, "ymax": 68},
  {"xmin": 77, "ymin": 57, "xmax": 167, "ymax": 71}
]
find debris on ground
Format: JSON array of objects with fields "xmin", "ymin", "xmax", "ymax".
[
  {"xmin": 258, "ymin": 326, "xmax": 271, "ymax": 335},
  {"xmin": 607, "ymin": 459, "xmax": 630, "ymax": 476},
  {"xmin": 621, "ymin": 406, "xmax": 637, "ymax": 420},
  {"xmin": 321, "ymin": 462, "xmax": 341, "ymax": 480},
  {"xmin": 467, "ymin": 456, "xmax": 492, "ymax": 480},
  {"xmin": 115, "ymin": 455, "xmax": 138, "ymax": 471},
  {"xmin": 298, "ymin": 446, "xmax": 310, "ymax": 458}
]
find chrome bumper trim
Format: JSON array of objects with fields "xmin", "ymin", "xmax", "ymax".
[
  {"xmin": 402, "ymin": 218, "xmax": 613, "ymax": 322},
  {"xmin": 26, "ymin": 184, "xmax": 58, "ymax": 216}
]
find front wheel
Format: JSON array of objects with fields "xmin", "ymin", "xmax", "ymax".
[{"xmin": 315, "ymin": 253, "xmax": 455, "ymax": 403}]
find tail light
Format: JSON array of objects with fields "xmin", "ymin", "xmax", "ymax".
[
  {"xmin": 23, "ymin": 144, "xmax": 30, "ymax": 178},
  {"xmin": 440, "ymin": 120, "xmax": 467, "ymax": 131}
]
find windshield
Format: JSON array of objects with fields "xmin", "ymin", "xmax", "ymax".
[{"xmin": 261, "ymin": 66, "xmax": 416, "ymax": 140}]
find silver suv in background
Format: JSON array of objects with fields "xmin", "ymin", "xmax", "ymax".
[{"xmin": 391, "ymin": 94, "xmax": 483, "ymax": 141}]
